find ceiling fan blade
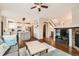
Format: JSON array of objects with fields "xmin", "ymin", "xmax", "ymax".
[
  {"xmin": 34, "ymin": 3, "xmax": 39, "ymax": 5},
  {"xmin": 38, "ymin": 8, "xmax": 41, "ymax": 12},
  {"xmin": 41, "ymin": 5, "xmax": 48, "ymax": 8},
  {"xmin": 31, "ymin": 6, "xmax": 36, "ymax": 9}
]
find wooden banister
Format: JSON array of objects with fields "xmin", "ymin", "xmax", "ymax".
[
  {"xmin": 50, "ymin": 19, "xmax": 56, "ymax": 26},
  {"xmin": 49, "ymin": 22, "xmax": 54, "ymax": 27}
]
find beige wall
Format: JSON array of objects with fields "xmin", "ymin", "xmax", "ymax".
[
  {"xmin": 60, "ymin": 11, "xmax": 72, "ymax": 27},
  {"xmin": 73, "ymin": 7, "xmax": 79, "ymax": 26},
  {"xmin": 0, "ymin": 16, "xmax": 1, "ymax": 37},
  {"xmin": 0, "ymin": 11, "xmax": 1, "ymax": 36}
]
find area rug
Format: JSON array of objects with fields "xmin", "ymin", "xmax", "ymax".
[
  {"xmin": 4, "ymin": 44, "xmax": 18, "ymax": 56},
  {"xmin": 5, "ymin": 51, "xmax": 18, "ymax": 56},
  {"xmin": 40, "ymin": 43, "xmax": 71, "ymax": 56},
  {"xmin": 8, "ymin": 44, "xmax": 18, "ymax": 53},
  {"xmin": 43, "ymin": 49, "xmax": 71, "ymax": 56}
]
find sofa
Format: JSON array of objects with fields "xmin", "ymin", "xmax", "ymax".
[
  {"xmin": 0, "ymin": 35, "xmax": 17, "ymax": 56},
  {"xmin": 0, "ymin": 39, "xmax": 10, "ymax": 56},
  {"xmin": 3, "ymin": 35, "xmax": 17, "ymax": 46}
]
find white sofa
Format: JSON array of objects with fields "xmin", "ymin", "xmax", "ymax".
[{"xmin": 0, "ymin": 43, "xmax": 10, "ymax": 56}]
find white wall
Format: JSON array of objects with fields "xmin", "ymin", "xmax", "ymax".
[
  {"xmin": 39, "ymin": 18, "xmax": 49, "ymax": 39},
  {"xmin": 34, "ymin": 18, "xmax": 49, "ymax": 39}
]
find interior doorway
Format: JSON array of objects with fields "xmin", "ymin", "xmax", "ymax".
[
  {"xmin": 51, "ymin": 31, "xmax": 54, "ymax": 38},
  {"xmin": 1, "ymin": 21, "xmax": 3, "ymax": 36},
  {"xmin": 43, "ymin": 24, "xmax": 46, "ymax": 39}
]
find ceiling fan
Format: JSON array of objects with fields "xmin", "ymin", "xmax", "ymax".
[{"xmin": 31, "ymin": 3, "xmax": 48, "ymax": 12}]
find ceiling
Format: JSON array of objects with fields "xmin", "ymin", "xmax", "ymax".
[{"xmin": 0, "ymin": 3, "xmax": 79, "ymax": 22}]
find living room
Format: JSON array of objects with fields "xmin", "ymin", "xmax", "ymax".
[{"xmin": 0, "ymin": 3, "xmax": 79, "ymax": 56}]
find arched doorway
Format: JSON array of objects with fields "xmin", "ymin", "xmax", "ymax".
[{"xmin": 43, "ymin": 24, "xmax": 46, "ymax": 39}]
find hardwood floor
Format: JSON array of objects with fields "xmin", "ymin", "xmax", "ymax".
[{"xmin": 45, "ymin": 37, "xmax": 79, "ymax": 56}]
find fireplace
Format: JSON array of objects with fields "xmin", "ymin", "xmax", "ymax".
[
  {"xmin": 75, "ymin": 34, "xmax": 79, "ymax": 47},
  {"xmin": 55, "ymin": 28, "xmax": 69, "ymax": 47}
]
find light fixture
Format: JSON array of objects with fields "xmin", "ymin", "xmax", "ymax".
[
  {"xmin": 22, "ymin": 17, "xmax": 26, "ymax": 21},
  {"xmin": 31, "ymin": 3, "xmax": 48, "ymax": 12}
]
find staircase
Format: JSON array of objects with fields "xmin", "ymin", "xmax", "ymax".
[{"xmin": 48, "ymin": 19, "xmax": 56, "ymax": 29}]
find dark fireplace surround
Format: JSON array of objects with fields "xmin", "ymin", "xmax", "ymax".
[
  {"xmin": 55, "ymin": 28, "xmax": 69, "ymax": 46},
  {"xmin": 75, "ymin": 34, "xmax": 79, "ymax": 47}
]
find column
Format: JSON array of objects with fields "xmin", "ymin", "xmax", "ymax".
[
  {"xmin": 34, "ymin": 12, "xmax": 40, "ymax": 39},
  {"xmin": 69, "ymin": 29, "xmax": 73, "ymax": 47}
]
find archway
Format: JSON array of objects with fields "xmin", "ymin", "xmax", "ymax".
[{"xmin": 43, "ymin": 24, "xmax": 46, "ymax": 39}]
